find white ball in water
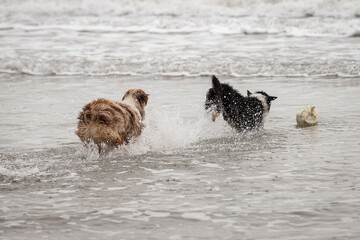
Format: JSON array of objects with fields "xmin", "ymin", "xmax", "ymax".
[{"xmin": 296, "ymin": 106, "xmax": 319, "ymax": 127}]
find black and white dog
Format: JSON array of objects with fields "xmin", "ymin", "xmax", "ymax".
[{"xmin": 205, "ymin": 75, "xmax": 277, "ymax": 131}]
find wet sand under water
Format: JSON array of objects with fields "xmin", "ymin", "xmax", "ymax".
[{"xmin": 0, "ymin": 74, "xmax": 360, "ymax": 239}]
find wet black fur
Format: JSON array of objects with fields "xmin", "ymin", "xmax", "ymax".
[{"xmin": 205, "ymin": 75, "xmax": 277, "ymax": 131}]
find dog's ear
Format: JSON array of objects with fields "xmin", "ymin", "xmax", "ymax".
[
  {"xmin": 137, "ymin": 93, "xmax": 149, "ymax": 106},
  {"xmin": 212, "ymin": 75, "xmax": 222, "ymax": 93},
  {"xmin": 122, "ymin": 91, "xmax": 130, "ymax": 101},
  {"xmin": 247, "ymin": 90, "xmax": 252, "ymax": 96},
  {"xmin": 269, "ymin": 96, "xmax": 277, "ymax": 101}
]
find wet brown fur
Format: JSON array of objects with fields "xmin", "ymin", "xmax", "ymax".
[{"xmin": 76, "ymin": 89, "xmax": 149, "ymax": 153}]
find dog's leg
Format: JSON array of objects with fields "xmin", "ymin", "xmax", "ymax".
[
  {"xmin": 212, "ymin": 112, "xmax": 220, "ymax": 122},
  {"xmin": 97, "ymin": 144, "xmax": 102, "ymax": 154}
]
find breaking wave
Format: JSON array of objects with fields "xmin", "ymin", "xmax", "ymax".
[
  {"xmin": 1, "ymin": 0, "xmax": 359, "ymax": 77},
  {"xmin": 1, "ymin": 57, "xmax": 359, "ymax": 77},
  {"xmin": 1, "ymin": 0, "xmax": 360, "ymax": 18}
]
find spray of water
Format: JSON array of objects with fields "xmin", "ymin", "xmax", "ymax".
[{"xmin": 83, "ymin": 107, "xmax": 233, "ymax": 158}]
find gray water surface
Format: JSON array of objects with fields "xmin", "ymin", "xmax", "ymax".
[{"xmin": 1, "ymin": 75, "xmax": 359, "ymax": 239}]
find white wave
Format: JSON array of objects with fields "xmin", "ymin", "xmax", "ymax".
[
  {"xmin": 4, "ymin": 24, "xmax": 207, "ymax": 35},
  {"xmin": 1, "ymin": 0, "xmax": 359, "ymax": 39},
  {"xmin": 1, "ymin": 0, "xmax": 359, "ymax": 78},
  {"xmin": 2, "ymin": 19, "xmax": 358, "ymax": 38},
  {"xmin": 1, "ymin": 57, "xmax": 359, "ymax": 77},
  {"xmin": 1, "ymin": 0, "xmax": 359, "ymax": 18}
]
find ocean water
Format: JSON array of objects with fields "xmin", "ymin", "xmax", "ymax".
[{"xmin": 1, "ymin": 0, "xmax": 360, "ymax": 239}]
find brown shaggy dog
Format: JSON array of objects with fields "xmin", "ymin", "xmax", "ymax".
[{"xmin": 76, "ymin": 89, "xmax": 149, "ymax": 153}]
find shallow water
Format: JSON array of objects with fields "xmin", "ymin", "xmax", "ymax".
[{"xmin": 1, "ymin": 0, "xmax": 360, "ymax": 239}]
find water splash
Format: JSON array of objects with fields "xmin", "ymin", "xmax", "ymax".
[{"xmin": 81, "ymin": 108, "xmax": 233, "ymax": 158}]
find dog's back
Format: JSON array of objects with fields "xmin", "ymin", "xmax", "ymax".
[
  {"xmin": 76, "ymin": 98, "xmax": 143, "ymax": 148},
  {"xmin": 222, "ymin": 96, "xmax": 264, "ymax": 130}
]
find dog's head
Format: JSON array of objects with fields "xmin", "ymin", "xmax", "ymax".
[
  {"xmin": 247, "ymin": 90, "xmax": 277, "ymax": 114},
  {"xmin": 205, "ymin": 75, "xmax": 223, "ymax": 112},
  {"xmin": 122, "ymin": 89, "xmax": 149, "ymax": 119},
  {"xmin": 205, "ymin": 75, "xmax": 229, "ymax": 122}
]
